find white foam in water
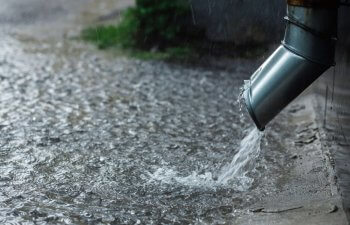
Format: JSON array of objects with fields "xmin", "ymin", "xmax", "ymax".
[
  {"xmin": 217, "ymin": 128, "xmax": 263, "ymax": 190},
  {"xmin": 148, "ymin": 128, "xmax": 263, "ymax": 191},
  {"xmin": 148, "ymin": 167, "xmax": 218, "ymax": 188}
]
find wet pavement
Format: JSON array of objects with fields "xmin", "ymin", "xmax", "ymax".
[
  {"xmin": 0, "ymin": 0, "xmax": 347, "ymax": 224},
  {"xmin": 316, "ymin": 14, "xmax": 350, "ymax": 220}
]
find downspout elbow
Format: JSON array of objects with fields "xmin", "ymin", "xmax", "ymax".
[{"xmin": 243, "ymin": 0, "xmax": 338, "ymax": 131}]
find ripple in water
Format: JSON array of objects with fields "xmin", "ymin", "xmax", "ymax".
[{"xmin": 149, "ymin": 128, "xmax": 263, "ymax": 191}]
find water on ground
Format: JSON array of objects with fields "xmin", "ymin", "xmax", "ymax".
[{"xmin": 0, "ymin": 0, "xmax": 298, "ymax": 224}]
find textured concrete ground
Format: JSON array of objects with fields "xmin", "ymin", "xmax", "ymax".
[
  {"xmin": 316, "ymin": 43, "xmax": 350, "ymax": 222},
  {"xmin": 0, "ymin": 0, "xmax": 347, "ymax": 224}
]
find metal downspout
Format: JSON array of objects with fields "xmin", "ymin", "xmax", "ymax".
[{"xmin": 243, "ymin": 0, "xmax": 338, "ymax": 131}]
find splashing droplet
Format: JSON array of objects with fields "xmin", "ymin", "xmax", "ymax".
[{"xmin": 217, "ymin": 128, "xmax": 263, "ymax": 191}]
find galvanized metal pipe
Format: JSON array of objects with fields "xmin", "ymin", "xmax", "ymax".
[{"xmin": 243, "ymin": 0, "xmax": 338, "ymax": 131}]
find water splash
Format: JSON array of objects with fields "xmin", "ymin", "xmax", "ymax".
[
  {"xmin": 217, "ymin": 128, "xmax": 263, "ymax": 190},
  {"xmin": 148, "ymin": 128, "xmax": 263, "ymax": 191},
  {"xmin": 148, "ymin": 167, "xmax": 218, "ymax": 188},
  {"xmin": 236, "ymin": 80, "xmax": 251, "ymax": 122}
]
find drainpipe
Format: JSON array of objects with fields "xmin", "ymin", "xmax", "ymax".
[{"xmin": 243, "ymin": 0, "xmax": 338, "ymax": 131}]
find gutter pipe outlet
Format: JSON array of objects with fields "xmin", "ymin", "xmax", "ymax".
[{"xmin": 243, "ymin": 0, "xmax": 338, "ymax": 131}]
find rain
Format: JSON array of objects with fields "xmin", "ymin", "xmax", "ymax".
[{"xmin": 0, "ymin": 0, "xmax": 349, "ymax": 224}]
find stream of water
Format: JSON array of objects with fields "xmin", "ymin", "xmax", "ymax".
[
  {"xmin": 148, "ymin": 81, "xmax": 263, "ymax": 191},
  {"xmin": 149, "ymin": 128, "xmax": 263, "ymax": 191}
]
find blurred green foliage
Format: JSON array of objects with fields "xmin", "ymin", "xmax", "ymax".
[
  {"xmin": 81, "ymin": 0, "xmax": 268, "ymax": 61},
  {"xmin": 134, "ymin": 0, "xmax": 190, "ymax": 48},
  {"xmin": 82, "ymin": 0, "xmax": 191, "ymax": 52},
  {"xmin": 81, "ymin": 9, "xmax": 138, "ymax": 49}
]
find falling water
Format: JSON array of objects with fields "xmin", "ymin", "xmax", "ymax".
[
  {"xmin": 217, "ymin": 81, "xmax": 264, "ymax": 190},
  {"xmin": 217, "ymin": 128, "xmax": 263, "ymax": 190},
  {"xmin": 149, "ymin": 128, "xmax": 263, "ymax": 191},
  {"xmin": 149, "ymin": 80, "xmax": 263, "ymax": 190}
]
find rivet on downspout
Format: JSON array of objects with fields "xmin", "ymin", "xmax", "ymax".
[{"xmin": 243, "ymin": 0, "xmax": 338, "ymax": 131}]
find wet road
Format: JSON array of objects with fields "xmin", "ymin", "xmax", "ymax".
[
  {"xmin": 0, "ymin": 30, "xmax": 267, "ymax": 225},
  {"xmin": 0, "ymin": 0, "xmax": 346, "ymax": 224}
]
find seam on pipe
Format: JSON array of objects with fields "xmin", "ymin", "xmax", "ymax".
[
  {"xmin": 281, "ymin": 41, "xmax": 335, "ymax": 66},
  {"xmin": 284, "ymin": 16, "xmax": 337, "ymax": 40}
]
